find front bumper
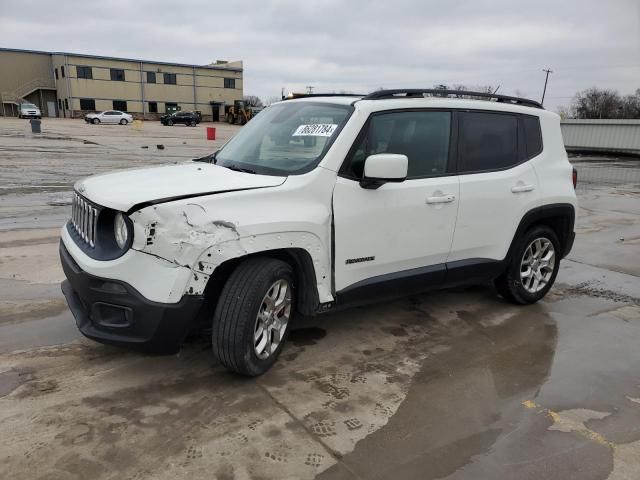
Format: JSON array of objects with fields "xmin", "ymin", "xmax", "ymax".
[{"xmin": 60, "ymin": 242, "xmax": 204, "ymax": 353}]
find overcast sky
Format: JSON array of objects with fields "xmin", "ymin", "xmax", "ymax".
[{"xmin": 1, "ymin": 0, "xmax": 639, "ymax": 111}]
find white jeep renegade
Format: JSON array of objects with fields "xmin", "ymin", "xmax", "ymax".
[{"xmin": 60, "ymin": 89, "xmax": 577, "ymax": 376}]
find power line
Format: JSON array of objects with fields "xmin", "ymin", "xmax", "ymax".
[{"xmin": 541, "ymin": 68, "xmax": 553, "ymax": 106}]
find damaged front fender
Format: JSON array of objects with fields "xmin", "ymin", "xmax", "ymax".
[{"xmin": 129, "ymin": 202, "xmax": 333, "ymax": 303}]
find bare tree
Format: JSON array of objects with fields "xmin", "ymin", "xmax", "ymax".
[
  {"xmin": 263, "ymin": 95, "xmax": 282, "ymax": 106},
  {"xmin": 570, "ymin": 87, "xmax": 622, "ymax": 119},
  {"xmin": 620, "ymin": 89, "xmax": 640, "ymax": 118},
  {"xmin": 243, "ymin": 95, "xmax": 264, "ymax": 108}
]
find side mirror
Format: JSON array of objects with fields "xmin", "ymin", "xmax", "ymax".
[{"xmin": 360, "ymin": 154, "xmax": 408, "ymax": 189}]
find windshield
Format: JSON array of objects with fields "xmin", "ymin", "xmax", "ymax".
[
  {"xmin": 23, "ymin": 104, "xmax": 37, "ymax": 109},
  {"xmin": 216, "ymin": 102, "xmax": 352, "ymax": 175}
]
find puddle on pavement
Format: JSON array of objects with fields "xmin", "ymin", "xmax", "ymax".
[{"xmin": 288, "ymin": 327, "xmax": 327, "ymax": 346}]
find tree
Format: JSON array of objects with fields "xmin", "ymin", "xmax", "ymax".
[
  {"xmin": 620, "ymin": 89, "xmax": 640, "ymax": 118},
  {"xmin": 570, "ymin": 87, "xmax": 622, "ymax": 119},
  {"xmin": 243, "ymin": 95, "xmax": 263, "ymax": 108}
]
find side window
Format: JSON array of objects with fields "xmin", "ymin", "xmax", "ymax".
[
  {"xmin": 342, "ymin": 111, "xmax": 451, "ymax": 179},
  {"xmin": 522, "ymin": 115, "xmax": 543, "ymax": 158},
  {"xmin": 459, "ymin": 112, "xmax": 518, "ymax": 172}
]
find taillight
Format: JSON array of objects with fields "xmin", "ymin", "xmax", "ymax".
[{"xmin": 572, "ymin": 167, "xmax": 577, "ymax": 189}]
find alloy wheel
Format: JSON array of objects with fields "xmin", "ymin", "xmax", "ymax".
[
  {"xmin": 520, "ymin": 237, "xmax": 556, "ymax": 293},
  {"xmin": 254, "ymin": 279, "xmax": 292, "ymax": 359}
]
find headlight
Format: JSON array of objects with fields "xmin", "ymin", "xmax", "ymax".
[{"xmin": 114, "ymin": 212, "xmax": 129, "ymax": 249}]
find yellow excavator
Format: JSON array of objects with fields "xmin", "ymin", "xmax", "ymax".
[{"xmin": 225, "ymin": 100, "xmax": 253, "ymax": 125}]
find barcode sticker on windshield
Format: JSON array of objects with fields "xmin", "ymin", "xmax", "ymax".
[{"xmin": 292, "ymin": 124, "xmax": 338, "ymax": 137}]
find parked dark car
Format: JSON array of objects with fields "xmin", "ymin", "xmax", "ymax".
[{"xmin": 160, "ymin": 111, "xmax": 201, "ymax": 126}]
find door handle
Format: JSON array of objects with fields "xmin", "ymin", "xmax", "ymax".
[
  {"xmin": 426, "ymin": 194, "xmax": 456, "ymax": 204},
  {"xmin": 511, "ymin": 184, "xmax": 535, "ymax": 193}
]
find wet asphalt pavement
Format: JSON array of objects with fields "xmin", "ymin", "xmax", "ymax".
[{"xmin": 0, "ymin": 118, "xmax": 639, "ymax": 480}]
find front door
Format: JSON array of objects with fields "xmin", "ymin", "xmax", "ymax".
[
  {"xmin": 333, "ymin": 110, "xmax": 459, "ymax": 298},
  {"xmin": 47, "ymin": 101, "xmax": 56, "ymax": 117}
]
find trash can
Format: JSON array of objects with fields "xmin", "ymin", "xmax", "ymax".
[
  {"xmin": 30, "ymin": 119, "xmax": 41, "ymax": 134},
  {"xmin": 206, "ymin": 127, "xmax": 216, "ymax": 140}
]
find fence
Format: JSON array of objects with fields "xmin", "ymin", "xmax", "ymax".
[{"xmin": 561, "ymin": 119, "xmax": 640, "ymax": 156}]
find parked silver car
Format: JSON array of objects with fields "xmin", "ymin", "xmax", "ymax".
[{"xmin": 84, "ymin": 110, "xmax": 133, "ymax": 125}]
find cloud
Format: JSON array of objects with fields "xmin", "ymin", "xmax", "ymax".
[{"xmin": 1, "ymin": 0, "xmax": 638, "ymax": 111}]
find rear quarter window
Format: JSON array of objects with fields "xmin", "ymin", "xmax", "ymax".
[{"xmin": 522, "ymin": 115, "xmax": 543, "ymax": 158}]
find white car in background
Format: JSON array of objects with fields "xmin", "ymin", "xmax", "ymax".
[
  {"xmin": 84, "ymin": 110, "xmax": 133, "ymax": 125},
  {"xmin": 19, "ymin": 103, "xmax": 42, "ymax": 119}
]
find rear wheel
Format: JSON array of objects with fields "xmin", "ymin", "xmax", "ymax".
[
  {"xmin": 495, "ymin": 225, "xmax": 560, "ymax": 304},
  {"xmin": 212, "ymin": 257, "xmax": 294, "ymax": 376},
  {"xmin": 120, "ymin": 119, "xmax": 128, "ymax": 125}
]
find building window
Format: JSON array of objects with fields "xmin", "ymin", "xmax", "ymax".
[
  {"xmin": 113, "ymin": 100, "xmax": 127, "ymax": 111},
  {"xmin": 147, "ymin": 71, "xmax": 156, "ymax": 83},
  {"xmin": 224, "ymin": 78, "xmax": 235, "ymax": 89},
  {"xmin": 165, "ymin": 102, "xmax": 179, "ymax": 114},
  {"xmin": 79, "ymin": 99, "xmax": 96, "ymax": 111},
  {"xmin": 61, "ymin": 66, "xmax": 65, "ymax": 77},
  {"xmin": 77, "ymin": 66, "xmax": 93, "ymax": 79},
  {"xmin": 54, "ymin": 68, "xmax": 58, "ymax": 80},
  {"xmin": 148, "ymin": 101, "xmax": 158, "ymax": 113},
  {"xmin": 64, "ymin": 98, "xmax": 68, "ymax": 109},
  {"xmin": 58, "ymin": 99, "xmax": 62, "ymax": 109},
  {"xmin": 163, "ymin": 73, "xmax": 177, "ymax": 85},
  {"xmin": 110, "ymin": 68, "xmax": 125, "ymax": 81}
]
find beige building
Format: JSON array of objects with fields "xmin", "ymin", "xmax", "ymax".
[{"xmin": 0, "ymin": 47, "xmax": 243, "ymax": 121}]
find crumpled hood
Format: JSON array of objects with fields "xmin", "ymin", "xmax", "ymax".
[{"xmin": 75, "ymin": 162, "xmax": 286, "ymax": 212}]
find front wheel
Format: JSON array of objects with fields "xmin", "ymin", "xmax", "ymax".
[
  {"xmin": 92, "ymin": 118, "xmax": 100, "ymax": 125},
  {"xmin": 495, "ymin": 225, "xmax": 560, "ymax": 304},
  {"xmin": 167, "ymin": 119, "xmax": 174, "ymax": 126},
  {"xmin": 212, "ymin": 257, "xmax": 295, "ymax": 376}
]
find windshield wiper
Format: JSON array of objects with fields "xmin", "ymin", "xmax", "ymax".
[
  {"xmin": 192, "ymin": 150, "xmax": 218, "ymax": 164},
  {"xmin": 224, "ymin": 164, "xmax": 257, "ymax": 174}
]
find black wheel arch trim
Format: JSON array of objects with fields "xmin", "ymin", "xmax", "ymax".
[
  {"xmin": 506, "ymin": 203, "xmax": 576, "ymax": 261},
  {"xmin": 200, "ymin": 247, "xmax": 320, "ymax": 319}
]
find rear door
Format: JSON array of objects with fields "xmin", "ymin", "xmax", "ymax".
[
  {"xmin": 103, "ymin": 111, "xmax": 117, "ymax": 123},
  {"xmin": 333, "ymin": 110, "xmax": 459, "ymax": 296},
  {"xmin": 448, "ymin": 111, "xmax": 540, "ymax": 264}
]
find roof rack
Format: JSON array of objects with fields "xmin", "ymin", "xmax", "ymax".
[
  {"xmin": 361, "ymin": 89, "xmax": 543, "ymax": 109},
  {"xmin": 282, "ymin": 93, "xmax": 365, "ymax": 100}
]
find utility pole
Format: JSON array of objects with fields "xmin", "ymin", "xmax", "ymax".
[
  {"xmin": 306, "ymin": 85, "xmax": 314, "ymax": 95},
  {"xmin": 541, "ymin": 68, "xmax": 552, "ymax": 106}
]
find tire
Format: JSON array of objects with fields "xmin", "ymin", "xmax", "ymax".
[
  {"xmin": 212, "ymin": 257, "xmax": 295, "ymax": 376},
  {"xmin": 494, "ymin": 225, "xmax": 561, "ymax": 304},
  {"xmin": 227, "ymin": 115, "xmax": 235, "ymax": 124},
  {"xmin": 120, "ymin": 119, "xmax": 128, "ymax": 125},
  {"xmin": 167, "ymin": 119, "xmax": 174, "ymax": 126},
  {"xmin": 189, "ymin": 121, "xmax": 195, "ymax": 127},
  {"xmin": 92, "ymin": 118, "xmax": 100, "ymax": 125}
]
